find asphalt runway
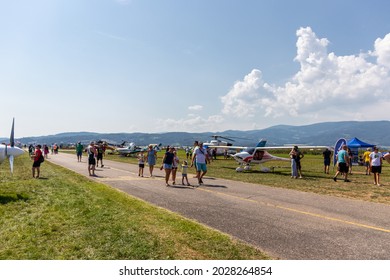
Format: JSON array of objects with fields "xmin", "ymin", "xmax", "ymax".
[{"xmin": 47, "ymin": 153, "xmax": 390, "ymax": 260}]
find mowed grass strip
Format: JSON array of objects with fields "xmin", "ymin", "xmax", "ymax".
[{"xmin": 0, "ymin": 154, "xmax": 270, "ymax": 260}]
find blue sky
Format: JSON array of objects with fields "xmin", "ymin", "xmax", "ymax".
[{"xmin": 1, "ymin": 0, "xmax": 390, "ymax": 137}]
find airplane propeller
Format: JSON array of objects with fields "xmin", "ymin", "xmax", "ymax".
[
  {"xmin": 0, "ymin": 118, "xmax": 25, "ymax": 174},
  {"xmin": 10, "ymin": 117, "xmax": 15, "ymax": 147}
]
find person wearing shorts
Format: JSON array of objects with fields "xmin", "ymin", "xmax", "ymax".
[
  {"xmin": 161, "ymin": 146, "xmax": 175, "ymax": 186},
  {"xmin": 191, "ymin": 142, "xmax": 210, "ymax": 185},
  {"xmin": 32, "ymin": 145, "xmax": 43, "ymax": 178},
  {"xmin": 137, "ymin": 151, "xmax": 146, "ymax": 177},
  {"xmin": 96, "ymin": 143, "xmax": 105, "ymax": 168},
  {"xmin": 369, "ymin": 147, "xmax": 383, "ymax": 186},
  {"xmin": 76, "ymin": 142, "xmax": 84, "ymax": 162},
  {"xmin": 87, "ymin": 142, "xmax": 97, "ymax": 176},
  {"xmin": 333, "ymin": 145, "xmax": 350, "ymax": 182},
  {"xmin": 363, "ymin": 148, "xmax": 372, "ymax": 175}
]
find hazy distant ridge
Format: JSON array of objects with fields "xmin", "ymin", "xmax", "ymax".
[{"xmin": 9, "ymin": 121, "xmax": 390, "ymax": 147}]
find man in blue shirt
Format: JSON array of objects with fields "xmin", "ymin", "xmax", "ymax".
[{"xmin": 333, "ymin": 145, "xmax": 350, "ymax": 182}]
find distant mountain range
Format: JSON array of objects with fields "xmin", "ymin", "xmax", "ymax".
[{"xmin": 4, "ymin": 121, "xmax": 390, "ymax": 147}]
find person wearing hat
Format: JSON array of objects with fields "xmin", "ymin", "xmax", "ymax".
[{"xmin": 363, "ymin": 148, "xmax": 372, "ymax": 175}]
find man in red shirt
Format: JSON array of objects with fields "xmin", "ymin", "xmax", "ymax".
[{"xmin": 32, "ymin": 145, "xmax": 43, "ymax": 178}]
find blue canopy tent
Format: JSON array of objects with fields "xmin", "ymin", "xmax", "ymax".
[
  {"xmin": 347, "ymin": 137, "xmax": 375, "ymax": 149},
  {"xmin": 347, "ymin": 137, "xmax": 375, "ymax": 165}
]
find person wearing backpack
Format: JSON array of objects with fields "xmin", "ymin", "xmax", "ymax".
[{"xmin": 32, "ymin": 144, "xmax": 44, "ymax": 178}]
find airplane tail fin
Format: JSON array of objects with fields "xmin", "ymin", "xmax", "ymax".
[
  {"xmin": 155, "ymin": 143, "xmax": 162, "ymax": 151},
  {"xmin": 256, "ymin": 139, "xmax": 267, "ymax": 147}
]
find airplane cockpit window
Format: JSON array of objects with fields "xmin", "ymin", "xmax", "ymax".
[{"xmin": 253, "ymin": 150, "xmax": 264, "ymax": 160}]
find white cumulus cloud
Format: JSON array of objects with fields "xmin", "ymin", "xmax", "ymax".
[
  {"xmin": 220, "ymin": 69, "xmax": 274, "ymax": 118},
  {"xmin": 373, "ymin": 33, "xmax": 390, "ymax": 68},
  {"xmin": 220, "ymin": 26, "xmax": 390, "ymax": 123}
]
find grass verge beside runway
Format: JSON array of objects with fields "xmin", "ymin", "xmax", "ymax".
[{"xmin": 0, "ymin": 154, "xmax": 270, "ymax": 260}]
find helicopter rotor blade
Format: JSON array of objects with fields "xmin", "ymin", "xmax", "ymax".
[{"xmin": 210, "ymin": 135, "xmax": 235, "ymax": 142}]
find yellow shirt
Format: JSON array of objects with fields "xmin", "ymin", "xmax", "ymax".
[{"xmin": 363, "ymin": 151, "xmax": 371, "ymax": 163}]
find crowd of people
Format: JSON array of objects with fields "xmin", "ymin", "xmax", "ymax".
[
  {"xmin": 161, "ymin": 141, "xmax": 210, "ymax": 187},
  {"xmin": 287, "ymin": 144, "xmax": 386, "ymax": 186},
  {"xmin": 29, "ymin": 140, "xmax": 386, "ymax": 187},
  {"xmin": 330, "ymin": 145, "xmax": 384, "ymax": 186},
  {"xmin": 81, "ymin": 140, "xmax": 211, "ymax": 187}
]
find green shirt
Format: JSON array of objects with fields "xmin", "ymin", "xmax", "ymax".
[{"xmin": 76, "ymin": 143, "xmax": 84, "ymax": 153}]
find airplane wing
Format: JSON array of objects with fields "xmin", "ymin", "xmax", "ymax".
[
  {"xmin": 255, "ymin": 145, "xmax": 334, "ymax": 151},
  {"xmin": 383, "ymin": 152, "xmax": 390, "ymax": 164},
  {"xmin": 208, "ymin": 139, "xmax": 267, "ymax": 150},
  {"xmin": 207, "ymin": 145, "xmax": 247, "ymax": 150}
]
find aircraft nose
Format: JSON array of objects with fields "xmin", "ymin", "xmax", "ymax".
[{"xmin": 9, "ymin": 147, "xmax": 25, "ymax": 157}]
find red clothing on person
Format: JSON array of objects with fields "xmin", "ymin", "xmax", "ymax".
[{"xmin": 34, "ymin": 149, "xmax": 42, "ymax": 162}]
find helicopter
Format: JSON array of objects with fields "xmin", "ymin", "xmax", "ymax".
[{"xmin": 202, "ymin": 135, "xmax": 236, "ymax": 155}]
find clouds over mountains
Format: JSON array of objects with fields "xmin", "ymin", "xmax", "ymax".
[
  {"xmin": 221, "ymin": 27, "xmax": 390, "ymax": 123},
  {"xmin": 159, "ymin": 27, "xmax": 390, "ymax": 132}
]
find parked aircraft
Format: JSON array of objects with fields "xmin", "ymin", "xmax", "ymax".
[
  {"xmin": 226, "ymin": 142, "xmax": 332, "ymax": 172},
  {"xmin": 116, "ymin": 143, "xmax": 161, "ymax": 156},
  {"xmin": 0, "ymin": 118, "xmax": 25, "ymax": 174},
  {"xmin": 208, "ymin": 138, "xmax": 267, "ymax": 153},
  {"xmin": 116, "ymin": 142, "xmax": 142, "ymax": 156},
  {"xmin": 204, "ymin": 135, "xmax": 259, "ymax": 155}
]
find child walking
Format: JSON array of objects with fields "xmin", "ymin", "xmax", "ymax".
[
  {"xmin": 181, "ymin": 160, "xmax": 191, "ymax": 186},
  {"xmin": 138, "ymin": 151, "xmax": 146, "ymax": 177}
]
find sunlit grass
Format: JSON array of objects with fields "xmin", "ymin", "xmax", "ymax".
[{"xmin": 0, "ymin": 154, "xmax": 270, "ymax": 260}]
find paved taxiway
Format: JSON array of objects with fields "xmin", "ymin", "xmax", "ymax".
[{"xmin": 48, "ymin": 153, "xmax": 390, "ymax": 260}]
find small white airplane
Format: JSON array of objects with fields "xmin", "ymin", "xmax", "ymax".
[
  {"xmin": 116, "ymin": 142, "xmax": 142, "ymax": 156},
  {"xmin": 116, "ymin": 142, "xmax": 161, "ymax": 156},
  {"xmin": 232, "ymin": 144, "xmax": 333, "ymax": 172},
  {"xmin": 207, "ymin": 138, "xmax": 267, "ymax": 154},
  {"xmin": 0, "ymin": 118, "xmax": 25, "ymax": 174}
]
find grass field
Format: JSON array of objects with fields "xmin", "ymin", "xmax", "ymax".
[{"xmin": 0, "ymin": 153, "xmax": 270, "ymax": 260}]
